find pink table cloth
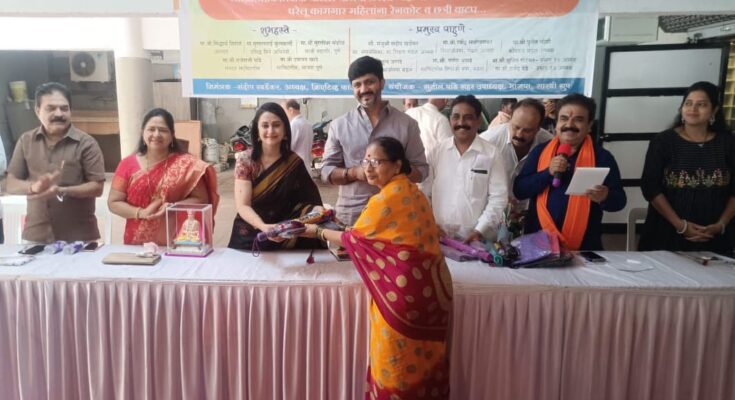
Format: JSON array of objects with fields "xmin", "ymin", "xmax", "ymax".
[{"xmin": 1, "ymin": 246, "xmax": 734, "ymax": 399}]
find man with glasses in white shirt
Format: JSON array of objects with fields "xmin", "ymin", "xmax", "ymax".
[{"xmin": 423, "ymin": 94, "xmax": 508, "ymax": 243}]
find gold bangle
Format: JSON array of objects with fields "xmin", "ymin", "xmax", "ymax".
[{"xmin": 315, "ymin": 226, "xmax": 324, "ymax": 241}]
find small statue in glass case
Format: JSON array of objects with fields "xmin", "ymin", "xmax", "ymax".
[
  {"xmin": 166, "ymin": 203, "xmax": 213, "ymax": 257},
  {"xmin": 174, "ymin": 210, "xmax": 202, "ymax": 248}
]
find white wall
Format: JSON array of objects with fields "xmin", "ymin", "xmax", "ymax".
[
  {"xmin": 0, "ymin": 18, "xmax": 123, "ymax": 51},
  {"xmin": 142, "ymin": 18, "xmax": 180, "ymax": 50},
  {"xmin": 0, "ymin": 0, "xmax": 173, "ymax": 15},
  {"xmin": 0, "ymin": 17, "xmax": 179, "ymax": 52},
  {"xmin": 600, "ymin": 0, "xmax": 735, "ymax": 14}
]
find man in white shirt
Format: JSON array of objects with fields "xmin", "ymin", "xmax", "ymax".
[
  {"xmin": 480, "ymin": 98, "xmax": 553, "ymax": 209},
  {"xmin": 281, "ymin": 99, "xmax": 313, "ymax": 170},
  {"xmin": 405, "ymin": 98, "xmax": 453, "ymax": 157},
  {"xmin": 423, "ymin": 95, "xmax": 508, "ymax": 243}
]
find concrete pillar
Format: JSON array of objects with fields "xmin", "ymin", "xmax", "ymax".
[{"xmin": 114, "ymin": 17, "xmax": 153, "ymax": 158}]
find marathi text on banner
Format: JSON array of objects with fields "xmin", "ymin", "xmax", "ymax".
[{"xmin": 180, "ymin": 0, "xmax": 598, "ymax": 97}]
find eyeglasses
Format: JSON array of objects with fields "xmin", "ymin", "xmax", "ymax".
[{"xmin": 360, "ymin": 158, "xmax": 390, "ymax": 168}]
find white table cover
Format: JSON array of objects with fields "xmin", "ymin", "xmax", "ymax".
[{"xmin": 1, "ymin": 246, "xmax": 734, "ymax": 399}]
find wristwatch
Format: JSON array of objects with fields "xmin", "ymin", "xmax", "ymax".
[{"xmin": 56, "ymin": 187, "xmax": 67, "ymax": 202}]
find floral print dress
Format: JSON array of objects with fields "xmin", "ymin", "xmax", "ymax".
[{"xmin": 639, "ymin": 129, "xmax": 735, "ymax": 252}]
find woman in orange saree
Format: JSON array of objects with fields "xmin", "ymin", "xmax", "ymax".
[
  {"xmin": 108, "ymin": 108, "xmax": 219, "ymax": 245},
  {"xmin": 304, "ymin": 137, "xmax": 453, "ymax": 399}
]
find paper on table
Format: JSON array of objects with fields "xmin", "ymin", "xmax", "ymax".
[
  {"xmin": 614, "ymin": 259, "xmax": 654, "ymax": 272},
  {"xmin": 565, "ymin": 167, "xmax": 610, "ymax": 195},
  {"xmin": 0, "ymin": 255, "xmax": 35, "ymax": 266}
]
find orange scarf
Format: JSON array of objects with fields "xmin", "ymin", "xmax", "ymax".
[{"xmin": 536, "ymin": 136, "xmax": 595, "ymax": 250}]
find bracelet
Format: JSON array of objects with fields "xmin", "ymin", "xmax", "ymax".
[
  {"xmin": 719, "ymin": 221, "xmax": 726, "ymax": 235},
  {"xmin": 315, "ymin": 226, "xmax": 324, "ymax": 242},
  {"xmin": 135, "ymin": 207, "xmax": 142, "ymax": 220},
  {"xmin": 676, "ymin": 219, "xmax": 688, "ymax": 235}
]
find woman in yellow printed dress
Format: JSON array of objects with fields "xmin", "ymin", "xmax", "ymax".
[{"xmin": 304, "ymin": 136, "xmax": 453, "ymax": 399}]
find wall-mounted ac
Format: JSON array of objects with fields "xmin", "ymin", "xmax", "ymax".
[
  {"xmin": 597, "ymin": 16, "xmax": 659, "ymax": 45},
  {"xmin": 688, "ymin": 19, "xmax": 735, "ymax": 41},
  {"xmin": 69, "ymin": 52, "xmax": 111, "ymax": 82}
]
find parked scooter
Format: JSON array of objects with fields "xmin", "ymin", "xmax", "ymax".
[
  {"xmin": 228, "ymin": 124, "xmax": 252, "ymax": 164},
  {"xmin": 311, "ymin": 111, "xmax": 331, "ymax": 173}
]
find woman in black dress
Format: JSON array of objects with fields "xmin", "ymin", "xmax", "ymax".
[{"xmin": 639, "ymin": 81, "xmax": 735, "ymax": 252}]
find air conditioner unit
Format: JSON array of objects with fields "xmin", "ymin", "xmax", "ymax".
[
  {"xmin": 688, "ymin": 19, "xmax": 735, "ymax": 41},
  {"xmin": 69, "ymin": 52, "xmax": 111, "ymax": 82},
  {"xmin": 597, "ymin": 16, "xmax": 659, "ymax": 45}
]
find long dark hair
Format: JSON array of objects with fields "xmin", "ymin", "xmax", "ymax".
[
  {"xmin": 369, "ymin": 136, "xmax": 411, "ymax": 175},
  {"xmin": 137, "ymin": 108, "xmax": 182, "ymax": 155},
  {"xmin": 672, "ymin": 81, "xmax": 729, "ymax": 134},
  {"xmin": 250, "ymin": 102, "xmax": 292, "ymax": 162}
]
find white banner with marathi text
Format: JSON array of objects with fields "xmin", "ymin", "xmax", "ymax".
[{"xmin": 180, "ymin": 0, "xmax": 598, "ymax": 97}]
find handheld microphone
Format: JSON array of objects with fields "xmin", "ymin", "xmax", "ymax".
[{"xmin": 552, "ymin": 143, "xmax": 573, "ymax": 188}]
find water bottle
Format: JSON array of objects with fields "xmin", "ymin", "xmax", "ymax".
[
  {"xmin": 44, "ymin": 241, "xmax": 66, "ymax": 254},
  {"xmin": 62, "ymin": 241, "xmax": 84, "ymax": 254}
]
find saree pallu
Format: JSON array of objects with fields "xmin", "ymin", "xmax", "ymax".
[
  {"xmin": 111, "ymin": 152, "xmax": 220, "ymax": 245},
  {"xmin": 227, "ymin": 152, "xmax": 324, "ymax": 251},
  {"xmin": 342, "ymin": 174, "xmax": 453, "ymax": 400}
]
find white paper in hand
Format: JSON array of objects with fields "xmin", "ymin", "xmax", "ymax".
[{"xmin": 565, "ymin": 167, "xmax": 609, "ymax": 195}]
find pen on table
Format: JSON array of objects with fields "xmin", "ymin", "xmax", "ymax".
[{"xmin": 675, "ymin": 252, "xmax": 710, "ymax": 266}]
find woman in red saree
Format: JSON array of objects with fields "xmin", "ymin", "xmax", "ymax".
[
  {"xmin": 304, "ymin": 137, "xmax": 453, "ymax": 399},
  {"xmin": 108, "ymin": 108, "xmax": 219, "ymax": 245}
]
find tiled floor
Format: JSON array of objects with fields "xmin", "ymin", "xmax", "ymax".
[{"xmin": 107, "ymin": 169, "xmax": 626, "ymax": 250}]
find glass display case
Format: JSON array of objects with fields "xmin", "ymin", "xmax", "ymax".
[{"xmin": 165, "ymin": 203, "xmax": 213, "ymax": 257}]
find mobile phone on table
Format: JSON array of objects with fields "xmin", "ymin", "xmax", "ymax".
[
  {"xmin": 18, "ymin": 244, "xmax": 45, "ymax": 255},
  {"xmin": 579, "ymin": 251, "xmax": 606, "ymax": 263},
  {"xmin": 83, "ymin": 241, "xmax": 104, "ymax": 252}
]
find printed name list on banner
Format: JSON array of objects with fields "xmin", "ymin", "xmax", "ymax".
[{"xmin": 180, "ymin": 0, "xmax": 598, "ymax": 97}]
